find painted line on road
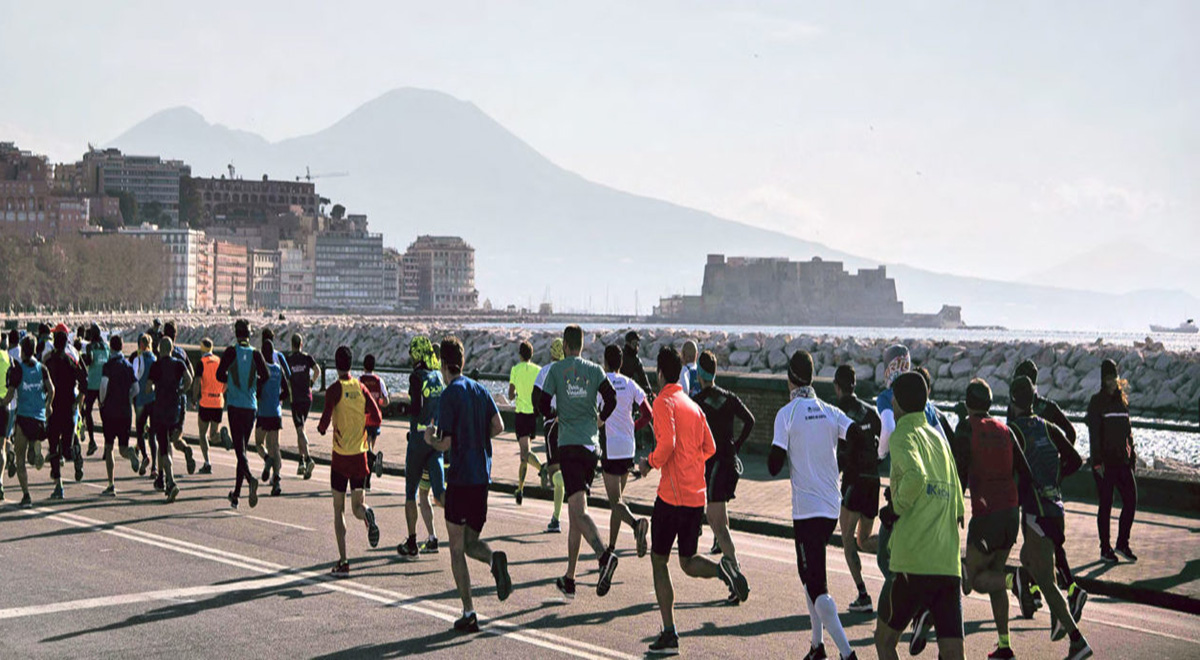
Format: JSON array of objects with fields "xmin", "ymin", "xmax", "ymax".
[{"xmin": 221, "ymin": 509, "xmax": 316, "ymax": 531}]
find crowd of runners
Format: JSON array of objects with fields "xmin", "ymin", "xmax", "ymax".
[{"xmin": 1, "ymin": 318, "xmax": 1143, "ymax": 659}]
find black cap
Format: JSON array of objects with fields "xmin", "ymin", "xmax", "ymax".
[
  {"xmin": 788, "ymin": 350, "xmax": 814, "ymax": 386},
  {"xmin": 625, "ymin": 330, "xmax": 640, "ymax": 342},
  {"xmin": 1014, "ymin": 359, "xmax": 1038, "ymax": 383},
  {"xmin": 1011, "ymin": 375, "xmax": 1035, "ymax": 411},
  {"xmin": 965, "ymin": 379, "xmax": 992, "ymax": 411},
  {"xmin": 1101, "ymin": 358, "xmax": 1118, "ymax": 379},
  {"xmin": 335, "ymin": 346, "xmax": 353, "ymax": 372}
]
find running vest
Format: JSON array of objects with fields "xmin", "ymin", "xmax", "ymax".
[
  {"xmin": 16, "ymin": 361, "xmax": 47, "ymax": 421},
  {"xmin": 0, "ymin": 349, "xmax": 9, "ymax": 399},
  {"xmin": 134, "ymin": 350, "xmax": 156, "ymax": 407},
  {"xmin": 965, "ymin": 416, "xmax": 1019, "ymax": 515},
  {"xmin": 226, "ymin": 343, "xmax": 259, "ymax": 411},
  {"xmin": 259, "ymin": 352, "xmax": 285, "ymax": 418},
  {"xmin": 199, "ymin": 353, "xmax": 225, "ymax": 409},
  {"xmin": 86, "ymin": 342, "xmax": 109, "ymax": 391},
  {"xmin": 332, "ymin": 376, "xmax": 368, "ymax": 456},
  {"xmin": 1011, "ymin": 416, "xmax": 1063, "ymax": 517},
  {"xmin": 412, "ymin": 367, "xmax": 444, "ymax": 431},
  {"xmin": 837, "ymin": 395, "xmax": 881, "ymax": 480},
  {"xmin": 360, "ymin": 373, "xmax": 386, "ymax": 411}
]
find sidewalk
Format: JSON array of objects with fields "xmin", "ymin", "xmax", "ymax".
[{"xmin": 180, "ymin": 408, "xmax": 1200, "ymax": 615}]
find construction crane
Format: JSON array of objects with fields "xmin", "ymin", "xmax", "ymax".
[{"xmin": 296, "ymin": 166, "xmax": 349, "ymax": 182}]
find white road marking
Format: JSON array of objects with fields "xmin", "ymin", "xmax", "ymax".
[{"xmin": 221, "ymin": 509, "xmax": 315, "ymax": 531}]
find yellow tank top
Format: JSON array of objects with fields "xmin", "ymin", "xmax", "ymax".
[{"xmin": 332, "ymin": 376, "xmax": 368, "ymax": 456}]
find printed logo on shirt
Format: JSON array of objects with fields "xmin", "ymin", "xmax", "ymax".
[{"xmin": 926, "ymin": 481, "xmax": 954, "ymax": 501}]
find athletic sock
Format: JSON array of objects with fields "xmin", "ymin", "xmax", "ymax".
[
  {"xmin": 1005, "ymin": 573, "xmax": 1014, "ymax": 590},
  {"xmin": 805, "ymin": 594, "xmax": 823, "ymax": 648},
  {"xmin": 997, "ymin": 633, "xmax": 1011, "ymax": 649},
  {"xmin": 518, "ymin": 461, "xmax": 527, "ymax": 491},
  {"xmin": 815, "ymin": 593, "xmax": 852, "ymax": 659},
  {"xmin": 855, "ymin": 581, "xmax": 867, "ymax": 596},
  {"xmin": 1067, "ymin": 582, "xmax": 1078, "ymax": 597},
  {"xmin": 526, "ymin": 453, "xmax": 543, "ymax": 471},
  {"xmin": 552, "ymin": 471, "xmax": 564, "ymax": 520}
]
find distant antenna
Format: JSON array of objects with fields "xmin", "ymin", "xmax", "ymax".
[{"xmin": 227, "ymin": 163, "xmax": 236, "ymax": 179}]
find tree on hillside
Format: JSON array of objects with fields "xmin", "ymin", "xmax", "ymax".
[
  {"xmin": 107, "ymin": 189, "xmax": 139, "ymax": 226},
  {"xmin": 141, "ymin": 201, "xmax": 165, "ymax": 225},
  {"xmin": 179, "ymin": 176, "xmax": 205, "ymax": 228}
]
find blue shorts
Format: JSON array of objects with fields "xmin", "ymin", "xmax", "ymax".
[{"xmin": 405, "ymin": 429, "xmax": 444, "ymax": 500}]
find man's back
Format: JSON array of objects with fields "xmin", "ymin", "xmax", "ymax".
[
  {"xmin": 889, "ymin": 412, "xmax": 963, "ymax": 577},
  {"xmin": 440, "ymin": 375, "xmax": 500, "ymax": 486},
  {"xmin": 543, "ymin": 356, "xmax": 606, "ymax": 448},
  {"xmin": 773, "ymin": 394, "xmax": 851, "ymax": 521},
  {"xmin": 649, "ymin": 383, "xmax": 715, "ymax": 508}
]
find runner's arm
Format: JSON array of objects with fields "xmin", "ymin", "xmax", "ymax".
[
  {"xmin": 646, "ymin": 399, "xmax": 675, "ymax": 471},
  {"xmin": 1047, "ymin": 422, "xmax": 1083, "ymax": 478},
  {"xmin": 701, "ymin": 415, "xmax": 716, "ymax": 462},
  {"xmin": 767, "ymin": 408, "xmax": 788, "ymax": 477},
  {"xmin": 1, "ymin": 367, "xmax": 18, "ymax": 406},
  {"xmin": 633, "ymin": 400, "xmax": 653, "ymax": 432},
  {"xmin": 1044, "ymin": 400, "xmax": 1077, "ymax": 445},
  {"xmin": 215, "ymin": 347, "xmax": 235, "ymax": 383},
  {"xmin": 878, "ymin": 409, "xmax": 895, "ymax": 460},
  {"xmin": 179, "ymin": 364, "xmax": 193, "ymax": 397},
  {"xmin": 536, "ymin": 385, "xmax": 554, "ymax": 418},
  {"xmin": 731, "ymin": 395, "xmax": 755, "ymax": 454},
  {"xmin": 1085, "ymin": 397, "xmax": 1102, "ymax": 468},
  {"xmin": 490, "ymin": 411, "xmax": 504, "ymax": 439},
  {"xmin": 1009, "ymin": 427, "xmax": 1035, "ymax": 494},
  {"xmin": 42, "ymin": 368, "xmax": 55, "ymax": 415},
  {"xmin": 950, "ymin": 418, "xmax": 972, "ymax": 492},
  {"xmin": 316, "ymin": 381, "xmax": 342, "ymax": 435},
  {"xmin": 99, "ymin": 375, "xmax": 109, "ymax": 406},
  {"xmin": 891, "ymin": 436, "xmax": 927, "ymax": 517},
  {"xmin": 74, "ymin": 359, "xmax": 87, "ymax": 407},
  {"xmin": 597, "ymin": 378, "xmax": 617, "ymax": 424}
]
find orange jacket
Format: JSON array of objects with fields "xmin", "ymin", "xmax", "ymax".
[{"xmin": 648, "ymin": 383, "xmax": 716, "ymax": 507}]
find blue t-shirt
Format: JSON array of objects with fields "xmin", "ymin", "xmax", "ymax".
[
  {"xmin": 438, "ymin": 375, "xmax": 499, "ymax": 487},
  {"xmin": 100, "ymin": 355, "xmax": 136, "ymax": 420},
  {"xmin": 148, "ymin": 355, "xmax": 188, "ymax": 427},
  {"xmin": 258, "ymin": 351, "xmax": 291, "ymax": 419}
]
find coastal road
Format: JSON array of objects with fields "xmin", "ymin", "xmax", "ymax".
[{"xmin": 1, "ymin": 454, "xmax": 1196, "ymax": 659}]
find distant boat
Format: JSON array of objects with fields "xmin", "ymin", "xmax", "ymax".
[{"xmin": 1150, "ymin": 319, "xmax": 1199, "ymax": 334}]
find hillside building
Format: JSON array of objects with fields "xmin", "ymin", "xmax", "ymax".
[
  {"xmin": 312, "ymin": 230, "xmax": 386, "ymax": 310},
  {"xmin": 78, "ymin": 148, "xmax": 190, "ymax": 224},
  {"xmin": 279, "ymin": 240, "xmax": 314, "ymax": 309},
  {"xmin": 190, "ymin": 175, "xmax": 319, "ymax": 224},
  {"xmin": 213, "ymin": 240, "xmax": 250, "ymax": 311},
  {"xmin": 0, "ymin": 143, "xmax": 89, "ymax": 238},
  {"xmin": 400, "ymin": 235, "xmax": 478, "ymax": 312},
  {"xmin": 251, "ymin": 248, "xmax": 281, "ymax": 309}
]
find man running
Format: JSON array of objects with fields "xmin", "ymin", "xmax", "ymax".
[
  {"xmin": 399, "ymin": 336, "xmax": 447, "ymax": 558},
  {"xmin": 193, "ymin": 338, "xmax": 227, "ymax": 474},
  {"xmin": 98, "ymin": 334, "xmax": 139, "ymax": 494},
  {"xmin": 286, "ymin": 333, "xmax": 319, "ymax": 479},
  {"xmin": 874, "ymin": 372, "xmax": 964, "ymax": 660},
  {"xmin": 1086, "ymin": 359, "xmax": 1138, "ymax": 565},
  {"xmin": 81, "ymin": 324, "xmax": 109, "ymax": 457},
  {"xmin": 216, "ymin": 319, "xmax": 270, "ymax": 509},
  {"xmin": 2, "ymin": 335, "xmax": 54, "ymax": 507},
  {"xmin": 132, "ymin": 334, "xmax": 157, "ymax": 480},
  {"xmin": 507, "ymin": 340, "xmax": 542, "ymax": 505},
  {"xmin": 1011, "ymin": 376, "xmax": 1093, "ymax": 658},
  {"xmin": 620, "ymin": 331, "xmax": 655, "ymax": 453},
  {"xmin": 539, "ymin": 325, "xmax": 620, "ymax": 600},
  {"xmin": 833, "ymin": 364, "xmax": 881, "ymax": 615},
  {"xmin": 951, "ymin": 380, "xmax": 1029, "ymax": 659},
  {"xmin": 147, "ymin": 337, "xmax": 192, "ymax": 503},
  {"xmin": 677, "ymin": 339, "xmax": 701, "ymax": 397},
  {"xmin": 768, "ymin": 351, "xmax": 859, "ymax": 660},
  {"xmin": 157, "ymin": 322, "xmax": 197, "ymax": 484},
  {"xmin": 640, "ymin": 346, "xmax": 747, "ymax": 656},
  {"xmin": 317, "ymin": 345, "xmax": 382, "ymax": 576},
  {"xmin": 43, "ymin": 325, "xmax": 86, "ymax": 499},
  {"xmin": 254, "ymin": 333, "xmax": 291, "ymax": 497},
  {"xmin": 693, "ymin": 350, "xmax": 755, "ymax": 588},
  {"xmin": 359, "ymin": 353, "xmax": 387, "ymax": 491},
  {"xmin": 428, "ymin": 336, "xmax": 511, "ymax": 632},
  {"xmin": 0, "ymin": 333, "xmax": 9, "ymax": 499},
  {"xmin": 598, "ymin": 344, "xmax": 652, "ymax": 560},
  {"xmin": 533, "ymin": 338, "xmax": 565, "ymax": 532}
]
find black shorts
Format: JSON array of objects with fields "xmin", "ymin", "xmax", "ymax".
[
  {"xmin": 330, "ymin": 469, "xmax": 366, "ymax": 494},
  {"xmin": 881, "ymin": 573, "xmax": 964, "ymax": 640},
  {"xmin": 841, "ymin": 477, "xmax": 880, "ymax": 519},
  {"xmin": 706, "ymin": 456, "xmax": 740, "ymax": 503},
  {"xmin": 968, "ymin": 507, "xmax": 1019, "ymax": 554},
  {"xmin": 17, "ymin": 416, "xmax": 46, "ymax": 442},
  {"xmin": 100, "ymin": 414, "xmax": 131, "ymax": 448},
  {"xmin": 445, "ymin": 483, "xmax": 489, "ymax": 532},
  {"xmin": 651, "ymin": 497, "xmax": 704, "ymax": 558},
  {"xmin": 0, "ymin": 407, "xmax": 7, "ymax": 436},
  {"xmin": 83, "ymin": 389, "xmax": 100, "ymax": 410},
  {"xmin": 48, "ymin": 414, "xmax": 75, "ymax": 442},
  {"xmin": 514, "ymin": 412, "xmax": 537, "ymax": 439},
  {"xmin": 256, "ymin": 416, "xmax": 283, "ymax": 432},
  {"xmin": 559, "ymin": 444, "xmax": 598, "ymax": 498},
  {"xmin": 543, "ymin": 419, "xmax": 559, "ymax": 466},
  {"xmin": 602, "ymin": 457, "xmax": 634, "ymax": 476},
  {"xmin": 1023, "ymin": 512, "xmax": 1066, "ymax": 548},
  {"xmin": 792, "ymin": 517, "xmax": 838, "ymax": 601},
  {"xmin": 199, "ymin": 407, "xmax": 223, "ymax": 424},
  {"xmin": 291, "ymin": 399, "xmax": 312, "ymax": 426}
]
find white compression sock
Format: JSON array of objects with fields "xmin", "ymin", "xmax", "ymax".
[
  {"xmin": 805, "ymin": 593, "xmax": 823, "ymax": 648},
  {"xmin": 815, "ymin": 593, "xmax": 852, "ymax": 659}
]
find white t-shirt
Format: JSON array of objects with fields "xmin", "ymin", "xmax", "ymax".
[
  {"xmin": 772, "ymin": 394, "xmax": 853, "ymax": 521},
  {"xmin": 535, "ymin": 363, "xmax": 556, "ymax": 410},
  {"xmin": 597, "ymin": 372, "xmax": 646, "ymax": 460}
]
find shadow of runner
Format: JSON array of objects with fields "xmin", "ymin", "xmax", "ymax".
[{"xmin": 308, "ymin": 627, "xmax": 473, "ymax": 658}]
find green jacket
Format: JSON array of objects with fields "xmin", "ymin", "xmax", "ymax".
[{"xmin": 889, "ymin": 411, "xmax": 964, "ymax": 577}]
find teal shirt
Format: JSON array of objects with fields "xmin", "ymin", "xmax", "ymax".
[
  {"xmin": 542, "ymin": 356, "xmax": 607, "ymax": 448},
  {"xmin": 888, "ymin": 411, "xmax": 964, "ymax": 577}
]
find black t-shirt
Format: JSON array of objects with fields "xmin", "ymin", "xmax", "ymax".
[
  {"xmin": 148, "ymin": 356, "xmax": 187, "ymax": 422},
  {"xmin": 44, "ymin": 350, "xmax": 85, "ymax": 419},
  {"xmin": 286, "ymin": 351, "xmax": 317, "ymax": 402},
  {"xmin": 693, "ymin": 385, "xmax": 754, "ymax": 460},
  {"xmin": 836, "ymin": 394, "xmax": 882, "ymax": 481}
]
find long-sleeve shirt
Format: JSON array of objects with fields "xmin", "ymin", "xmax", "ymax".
[
  {"xmin": 888, "ymin": 411, "xmax": 964, "ymax": 578},
  {"xmin": 647, "ymin": 383, "xmax": 715, "ymax": 508},
  {"xmin": 620, "ymin": 344, "xmax": 652, "ymax": 395},
  {"xmin": 1085, "ymin": 390, "xmax": 1135, "ymax": 468}
]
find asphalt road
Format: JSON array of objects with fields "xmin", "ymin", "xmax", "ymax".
[{"xmin": 1, "ymin": 452, "xmax": 1196, "ymax": 659}]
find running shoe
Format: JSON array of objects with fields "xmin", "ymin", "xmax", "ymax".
[
  {"xmin": 987, "ymin": 645, "xmax": 1015, "ymax": 659},
  {"xmin": 50, "ymin": 483, "xmax": 64, "ymax": 500},
  {"xmin": 73, "ymin": 453, "xmax": 84, "ymax": 482},
  {"xmin": 596, "ymin": 550, "xmax": 619, "ymax": 597},
  {"xmin": 248, "ymin": 477, "xmax": 259, "ymax": 508},
  {"xmin": 296, "ymin": 460, "xmax": 305, "ymax": 476},
  {"xmin": 198, "ymin": 463, "xmax": 212, "ymax": 475},
  {"xmin": 87, "ymin": 439, "xmax": 98, "ymax": 456},
  {"xmin": 539, "ymin": 465, "xmax": 549, "ymax": 489},
  {"xmin": 555, "ymin": 576, "xmax": 576, "ymax": 600},
  {"xmin": 453, "ymin": 611, "xmax": 479, "ymax": 633},
  {"xmin": 0, "ymin": 484, "xmax": 4, "ymax": 502},
  {"xmin": 718, "ymin": 556, "xmax": 749, "ymax": 603},
  {"xmin": 304, "ymin": 457, "xmax": 315, "ymax": 480},
  {"xmin": 398, "ymin": 535, "xmax": 419, "ymax": 558},
  {"xmin": 961, "ymin": 558, "xmax": 972, "ymax": 595},
  {"xmin": 1051, "ymin": 608, "xmax": 1067, "ymax": 641},
  {"xmin": 165, "ymin": 481, "xmax": 179, "ymax": 504},
  {"xmin": 270, "ymin": 481, "xmax": 282, "ymax": 497},
  {"xmin": 365, "ymin": 507, "xmax": 380, "ymax": 548},
  {"xmin": 908, "ymin": 607, "xmax": 930, "ymax": 655},
  {"xmin": 848, "ymin": 592, "xmax": 873, "ymax": 613},
  {"xmin": 710, "ymin": 538, "xmax": 722, "ymax": 555},
  {"xmin": 647, "ymin": 628, "xmax": 679, "ymax": 656},
  {"xmin": 491, "ymin": 550, "xmax": 512, "ymax": 601},
  {"xmin": 1014, "ymin": 568, "xmax": 1036, "ymax": 619},
  {"xmin": 220, "ymin": 426, "xmax": 232, "ymax": 450},
  {"xmin": 374, "ymin": 450, "xmax": 384, "ymax": 477},
  {"xmin": 184, "ymin": 447, "xmax": 196, "ymax": 475},
  {"xmin": 802, "ymin": 644, "xmax": 827, "ymax": 660},
  {"xmin": 154, "ymin": 472, "xmax": 165, "ymax": 492},
  {"xmin": 1069, "ymin": 587, "xmax": 1088, "ymax": 622},
  {"xmin": 138, "ymin": 454, "xmax": 149, "ymax": 476},
  {"xmin": 228, "ymin": 491, "xmax": 239, "ymax": 509},
  {"xmin": 1115, "ymin": 545, "xmax": 1138, "ymax": 563},
  {"xmin": 330, "ymin": 560, "xmax": 350, "ymax": 577},
  {"xmin": 124, "ymin": 448, "xmax": 139, "ymax": 474},
  {"xmin": 1099, "ymin": 547, "xmax": 1118, "ymax": 563},
  {"xmin": 515, "ymin": 489, "xmax": 523, "ymax": 506},
  {"xmin": 20, "ymin": 492, "xmax": 32, "ymax": 508},
  {"xmin": 101, "ymin": 484, "xmax": 116, "ymax": 497},
  {"xmin": 1065, "ymin": 636, "xmax": 1093, "ymax": 660},
  {"xmin": 545, "ymin": 517, "xmax": 561, "ymax": 534},
  {"xmin": 260, "ymin": 461, "xmax": 272, "ymax": 483},
  {"xmin": 635, "ymin": 518, "xmax": 649, "ymax": 558},
  {"xmin": 1033, "ymin": 588, "xmax": 1043, "ymax": 612},
  {"xmin": 6, "ymin": 447, "xmax": 15, "ymax": 478},
  {"xmin": 841, "ymin": 654, "xmax": 858, "ymax": 660},
  {"xmin": 419, "ymin": 537, "xmax": 440, "ymax": 554}
]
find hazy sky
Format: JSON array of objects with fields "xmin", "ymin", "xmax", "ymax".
[{"xmin": 2, "ymin": 1, "xmax": 1196, "ymax": 285}]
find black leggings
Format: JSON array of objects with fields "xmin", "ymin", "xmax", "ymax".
[
  {"xmin": 135, "ymin": 406, "xmax": 153, "ymax": 464},
  {"xmin": 792, "ymin": 517, "xmax": 837, "ymax": 602},
  {"xmin": 1095, "ymin": 464, "xmax": 1137, "ymax": 550},
  {"xmin": 83, "ymin": 390, "xmax": 99, "ymax": 444},
  {"xmin": 228, "ymin": 407, "xmax": 257, "ymax": 496}
]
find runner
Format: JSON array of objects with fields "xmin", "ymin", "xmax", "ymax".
[
  {"xmin": 317, "ymin": 345, "xmax": 383, "ymax": 576},
  {"xmin": 873, "ymin": 371, "xmax": 964, "ymax": 660},
  {"xmin": 192, "ymin": 338, "xmax": 227, "ymax": 474},
  {"xmin": 539, "ymin": 325, "xmax": 620, "ymax": 600},
  {"xmin": 160, "ymin": 322, "xmax": 197, "ymax": 483},
  {"xmin": 398, "ymin": 336, "xmax": 447, "ymax": 557},
  {"xmin": 641, "ymin": 346, "xmax": 747, "ymax": 656},
  {"xmin": 620, "ymin": 331, "xmax": 655, "ymax": 453},
  {"xmin": 98, "ymin": 334, "xmax": 139, "ymax": 494},
  {"xmin": 533, "ymin": 338, "xmax": 565, "ymax": 533},
  {"xmin": 132, "ymin": 334, "xmax": 157, "ymax": 480},
  {"xmin": 677, "ymin": 339, "xmax": 701, "ymax": 397},
  {"xmin": 1, "ymin": 335, "xmax": 53, "ymax": 507},
  {"xmin": 0, "ymin": 333, "xmax": 9, "ymax": 499},
  {"xmin": 767, "ymin": 351, "xmax": 860, "ymax": 660},
  {"xmin": 693, "ymin": 350, "xmax": 755, "ymax": 596},
  {"xmin": 254, "ymin": 332, "xmax": 291, "ymax": 497},
  {"xmin": 507, "ymin": 340, "xmax": 543, "ymax": 505},
  {"xmin": 147, "ymin": 318, "xmax": 163, "ymax": 352},
  {"xmin": 832, "ymin": 364, "xmax": 881, "ymax": 615},
  {"xmin": 80, "ymin": 324, "xmax": 109, "ymax": 457},
  {"xmin": 950, "ymin": 379, "xmax": 1029, "ymax": 659},
  {"xmin": 358, "ymin": 353, "xmax": 386, "ymax": 491},
  {"xmin": 1011, "ymin": 376, "xmax": 1093, "ymax": 659},
  {"xmin": 43, "ymin": 325, "xmax": 86, "ymax": 499},
  {"xmin": 286, "ymin": 333, "xmax": 319, "ymax": 479},
  {"xmin": 915, "ymin": 367, "xmax": 955, "ymax": 440},
  {"xmin": 1085, "ymin": 359, "xmax": 1138, "ymax": 565},
  {"xmin": 598, "ymin": 345, "xmax": 652, "ymax": 560},
  {"xmin": 5, "ymin": 328, "xmax": 19, "ymax": 452},
  {"xmin": 216, "ymin": 319, "xmax": 270, "ymax": 509},
  {"xmin": 147, "ymin": 337, "xmax": 192, "ymax": 503},
  {"xmin": 427, "ymin": 336, "xmax": 511, "ymax": 632}
]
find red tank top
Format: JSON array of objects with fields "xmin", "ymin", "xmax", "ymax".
[{"xmin": 967, "ymin": 416, "xmax": 1019, "ymax": 515}]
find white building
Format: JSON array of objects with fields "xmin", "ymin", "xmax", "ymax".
[{"xmin": 118, "ymin": 224, "xmax": 206, "ymax": 310}]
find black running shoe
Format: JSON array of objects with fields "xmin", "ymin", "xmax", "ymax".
[
  {"xmin": 198, "ymin": 463, "xmax": 212, "ymax": 475},
  {"xmin": 154, "ymin": 473, "xmax": 165, "ymax": 492},
  {"xmin": 961, "ymin": 558, "xmax": 972, "ymax": 595},
  {"xmin": 1066, "ymin": 636, "xmax": 1093, "ymax": 660},
  {"xmin": 491, "ymin": 551, "xmax": 512, "ymax": 601},
  {"xmin": 138, "ymin": 454, "xmax": 149, "ymax": 476},
  {"xmin": 454, "ymin": 611, "xmax": 479, "ymax": 633},
  {"xmin": 330, "ymin": 560, "xmax": 350, "ymax": 577},
  {"xmin": 220, "ymin": 426, "xmax": 232, "ymax": 450},
  {"xmin": 260, "ymin": 461, "xmax": 272, "ymax": 483},
  {"xmin": 365, "ymin": 507, "xmax": 380, "ymax": 548},
  {"xmin": 545, "ymin": 517, "xmax": 561, "ymax": 533},
  {"xmin": 1099, "ymin": 547, "xmax": 1118, "ymax": 563},
  {"xmin": 803, "ymin": 643, "xmax": 827, "ymax": 660},
  {"xmin": 6, "ymin": 447, "xmax": 16, "ymax": 478},
  {"xmin": 718, "ymin": 556, "xmax": 749, "ymax": 603},
  {"xmin": 185, "ymin": 448, "xmax": 196, "ymax": 475},
  {"xmin": 165, "ymin": 481, "xmax": 179, "ymax": 504},
  {"xmin": 908, "ymin": 608, "xmax": 930, "ymax": 655},
  {"xmin": 1069, "ymin": 587, "xmax": 1088, "ymax": 622},
  {"xmin": 635, "ymin": 518, "xmax": 649, "ymax": 558},
  {"xmin": 1014, "ymin": 568, "xmax": 1036, "ymax": 619},
  {"xmin": 515, "ymin": 489, "xmax": 523, "ymax": 506},
  {"xmin": 124, "ymin": 448, "xmax": 139, "ymax": 474},
  {"xmin": 1051, "ymin": 609, "xmax": 1067, "ymax": 641},
  {"xmin": 987, "ymin": 645, "xmax": 1015, "ymax": 659},
  {"xmin": 87, "ymin": 439, "xmax": 98, "ymax": 456},
  {"xmin": 374, "ymin": 450, "xmax": 384, "ymax": 477},
  {"xmin": 848, "ymin": 592, "xmax": 873, "ymax": 613},
  {"xmin": 556, "ymin": 576, "xmax": 576, "ymax": 600},
  {"xmin": 20, "ymin": 493, "xmax": 32, "ymax": 508},
  {"xmin": 398, "ymin": 535, "xmax": 419, "ymax": 558},
  {"xmin": 270, "ymin": 481, "xmax": 282, "ymax": 497},
  {"xmin": 648, "ymin": 628, "xmax": 679, "ymax": 656},
  {"xmin": 228, "ymin": 491, "xmax": 239, "ymax": 509},
  {"xmin": 296, "ymin": 460, "xmax": 306, "ymax": 476},
  {"xmin": 596, "ymin": 550, "xmax": 619, "ymax": 597},
  {"xmin": 1115, "ymin": 545, "xmax": 1138, "ymax": 563},
  {"xmin": 248, "ymin": 478, "xmax": 259, "ymax": 508},
  {"xmin": 419, "ymin": 537, "xmax": 439, "ymax": 554},
  {"xmin": 50, "ymin": 483, "xmax": 64, "ymax": 500},
  {"xmin": 710, "ymin": 538, "xmax": 722, "ymax": 555},
  {"xmin": 74, "ymin": 453, "xmax": 84, "ymax": 482},
  {"xmin": 304, "ymin": 457, "xmax": 315, "ymax": 480}
]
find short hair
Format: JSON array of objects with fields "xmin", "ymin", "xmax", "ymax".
[
  {"xmin": 834, "ymin": 364, "xmax": 856, "ymax": 392},
  {"xmin": 200, "ymin": 337, "xmax": 213, "ymax": 351},
  {"xmin": 262, "ymin": 338, "xmax": 274, "ymax": 361},
  {"xmin": 657, "ymin": 346, "xmax": 683, "ymax": 384},
  {"xmin": 1011, "ymin": 376, "xmax": 1035, "ymax": 412},
  {"xmin": 364, "ymin": 354, "xmax": 376, "ymax": 371},
  {"xmin": 20, "ymin": 335, "xmax": 35, "ymax": 355},
  {"xmin": 88, "ymin": 323, "xmax": 101, "ymax": 342},
  {"xmin": 698, "ymin": 350, "xmax": 717, "ymax": 379},
  {"xmin": 335, "ymin": 345, "xmax": 352, "ymax": 372},
  {"xmin": 7, "ymin": 329, "xmax": 17, "ymax": 346},
  {"xmin": 681, "ymin": 339, "xmax": 698, "ymax": 361},
  {"xmin": 53, "ymin": 332, "xmax": 68, "ymax": 351},
  {"xmin": 624, "ymin": 330, "xmax": 640, "ymax": 343},
  {"xmin": 562, "ymin": 325, "xmax": 583, "ymax": 351},
  {"xmin": 291, "ymin": 333, "xmax": 303, "ymax": 349},
  {"xmin": 1014, "ymin": 359, "xmax": 1038, "ymax": 384},
  {"xmin": 262, "ymin": 327, "xmax": 274, "ymax": 342},
  {"xmin": 109, "ymin": 335, "xmax": 123, "ymax": 352},
  {"xmin": 788, "ymin": 350, "xmax": 814, "ymax": 386},
  {"xmin": 519, "ymin": 340, "xmax": 533, "ymax": 361},
  {"xmin": 234, "ymin": 319, "xmax": 250, "ymax": 339},
  {"xmin": 915, "ymin": 366, "xmax": 933, "ymax": 393},
  {"xmin": 892, "ymin": 372, "xmax": 928, "ymax": 416},
  {"xmin": 163, "ymin": 321, "xmax": 177, "ymax": 339},
  {"xmin": 440, "ymin": 336, "xmax": 465, "ymax": 375},
  {"xmin": 138, "ymin": 333, "xmax": 151, "ymax": 349},
  {"xmin": 965, "ymin": 378, "xmax": 992, "ymax": 411},
  {"xmin": 158, "ymin": 336, "xmax": 174, "ymax": 357},
  {"xmin": 604, "ymin": 344, "xmax": 623, "ymax": 371}
]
